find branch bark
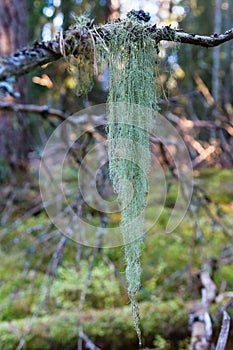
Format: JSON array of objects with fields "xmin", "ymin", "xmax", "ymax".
[
  {"xmin": 215, "ymin": 311, "xmax": 231, "ymax": 350},
  {"xmin": 0, "ymin": 41, "xmax": 62, "ymax": 83},
  {"xmin": 174, "ymin": 28, "xmax": 233, "ymax": 47},
  {"xmin": 189, "ymin": 258, "xmax": 219, "ymax": 350},
  {"xmin": 0, "ymin": 18, "xmax": 233, "ymax": 84},
  {"xmin": 0, "ymin": 101, "xmax": 67, "ymax": 120}
]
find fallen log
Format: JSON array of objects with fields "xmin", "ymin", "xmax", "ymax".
[{"xmin": 0, "ymin": 300, "xmax": 188, "ymax": 350}]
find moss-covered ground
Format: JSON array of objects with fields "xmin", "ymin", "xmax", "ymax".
[{"xmin": 0, "ymin": 168, "xmax": 232, "ymax": 349}]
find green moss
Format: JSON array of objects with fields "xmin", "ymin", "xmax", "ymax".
[
  {"xmin": 198, "ymin": 168, "xmax": 233, "ymax": 203},
  {"xmin": 0, "ymin": 300, "xmax": 188, "ymax": 350},
  {"xmin": 0, "ymin": 168, "xmax": 232, "ymax": 348},
  {"xmin": 50, "ymin": 262, "xmax": 121, "ymax": 309}
]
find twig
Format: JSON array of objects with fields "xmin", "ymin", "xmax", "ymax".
[
  {"xmin": 0, "ymin": 101, "xmax": 68, "ymax": 121},
  {"xmin": 0, "ymin": 102, "xmax": 108, "ymax": 129},
  {"xmin": 215, "ymin": 311, "xmax": 231, "ymax": 350},
  {"xmin": 89, "ymin": 31, "xmax": 98, "ymax": 76},
  {"xmin": 174, "ymin": 28, "xmax": 233, "ymax": 47},
  {"xmin": 79, "ymin": 330, "xmax": 101, "ymax": 350},
  {"xmin": 202, "ymin": 289, "xmax": 212, "ymax": 342},
  {"xmin": 0, "ymin": 200, "xmax": 43, "ymax": 242},
  {"xmin": 165, "ymin": 111, "xmax": 233, "ymax": 133},
  {"xmin": 189, "ymin": 259, "xmax": 217, "ymax": 350}
]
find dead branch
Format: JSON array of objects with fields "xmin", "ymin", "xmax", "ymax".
[
  {"xmin": 189, "ymin": 256, "xmax": 233, "ymax": 350},
  {"xmin": 0, "ymin": 102, "xmax": 107, "ymax": 127},
  {"xmin": 215, "ymin": 311, "xmax": 231, "ymax": 350},
  {"xmin": 189, "ymin": 258, "xmax": 218, "ymax": 350},
  {"xmin": 0, "ymin": 101, "xmax": 68, "ymax": 120},
  {"xmin": 78, "ymin": 330, "xmax": 101, "ymax": 350},
  {"xmin": 0, "ymin": 41, "xmax": 62, "ymax": 84},
  {"xmin": 0, "ymin": 16, "xmax": 232, "ymax": 83},
  {"xmin": 200, "ymin": 259, "xmax": 218, "ymax": 304},
  {"xmin": 165, "ymin": 112, "xmax": 233, "ymax": 133},
  {"xmin": 174, "ymin": 28, "xmax": 233, "ymax": 47},
  {"xmin": 1, "ymin": 101, "xmax": 231, "ymax": 132}
]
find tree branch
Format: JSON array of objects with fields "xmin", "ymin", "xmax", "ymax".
[
  {"xmin": 0, "ymin": 101, "xmax": 67, "ymax": 120},
  {"xmin": 0, "ymin": 101, "xmax": 106, "ymax": 127},
  {"xmin": 215, "ymin": 311, "xmax": 231, "ymax": 350},
  {"xmin": 0, "ymin": 18, "xmax": 232, "ymax": 84},
  {"xmin": 174, "ymin": 28, "xmax": 233, "ymax": 47},
  {"xmin": 0, "ymin": 41, "xmax": 62, "ymax": 84}
]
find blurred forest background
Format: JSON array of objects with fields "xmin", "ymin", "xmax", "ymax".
[{"xmin": 0, "ymin": 0, "xmax": 232, "ymax": 349}]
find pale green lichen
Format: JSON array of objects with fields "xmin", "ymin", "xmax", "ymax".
[
  {"xmin": 104, "ymin": 17, "xmax": 158, "ymax": 345},
  {"xmin": 71, "ymin": 14, "xmax": 176, "ymax": 344}
]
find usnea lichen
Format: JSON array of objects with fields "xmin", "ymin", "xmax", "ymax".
[
  {"xmin": 103, "ymin": 16, "xmax": 158, "ymax": 345},
  {"xmin": 71, "ymin": 12, "xmax": 174, "ymax": 344}
]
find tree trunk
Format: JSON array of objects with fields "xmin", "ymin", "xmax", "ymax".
[
  {"xmin": 212, "ymin": 0, "xmax": 222, "ymax": 105},
  {"xmin": 0, "ymin": 0, "xmax": 29, "ymax": 182},
  {"xmin": 211, "ymin": 0, "xmax": 222, "ymax": 140},
  {"xmin": 223, "ymin": 0, "xmax": 232, "ymax": 111}
]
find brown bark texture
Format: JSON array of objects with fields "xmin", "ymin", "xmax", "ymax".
[{"xmin": 0, "ymin": 0, "xmax": 29, "ymax": 181}]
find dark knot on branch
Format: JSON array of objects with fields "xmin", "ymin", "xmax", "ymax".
[{"xmin": 127, "ymin": 9, "xmax": 151, "ymax": 22}]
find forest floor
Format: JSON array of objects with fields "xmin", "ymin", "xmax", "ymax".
[{"xmin": 0, "ymin": 167, "xmax": 233, "ymax": 349}]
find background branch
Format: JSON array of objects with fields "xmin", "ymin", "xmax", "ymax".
[{"xmin": 0, "ymin": 101, "xmax": 67, "ymax": 120}]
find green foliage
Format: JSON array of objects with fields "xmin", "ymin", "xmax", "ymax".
[
  {"xmin": 50, "ymin": 262, "xmax": 121, "ymax": 309},
  {"xmin": 0, "ymin": 251, "xmax": 45, "ymax": 321},
  {"xmin": 153, "ymin": 334, "xmax": 170, "ymax": 349},
  {"xmin": 198, "ymin": 168, "xmax": 233, "ymax": 203},
  {"xmin": 0, "ymin": 250, "xmax": 121, "ymax": 321}
]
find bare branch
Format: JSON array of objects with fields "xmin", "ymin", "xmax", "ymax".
[
  {"xmin": 0, "ymin": 101, "xmax": 107, "ymax": 128},
  {"xmin": 0, "ymin": 101, "xmax": 67, "ymax": 120},
  {"xmin": 189, "ymin": 258, "xmax": 218, "ymax": 350},
  {"xmin": 0, "ymin": 41, "xmax": 62, "ymax": 82},
  {"xmin": 174, "ymin": 28, "xmax": 233, "ymax": 47},
  {"xmin": 215, "ymin": 311, "xmax": 231, "ymax": 350}
]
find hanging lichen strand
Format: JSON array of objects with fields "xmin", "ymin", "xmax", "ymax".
[{"xmin": 106, "ymin": 14, "xmax": 157, "ymax": 345}]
